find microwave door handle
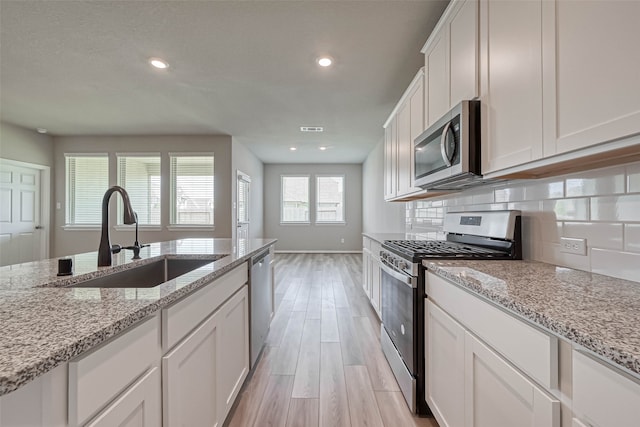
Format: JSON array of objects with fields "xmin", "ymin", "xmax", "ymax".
[{"xmin": 440, "ymin": 121, "xmax": 453, "ymax": 167}]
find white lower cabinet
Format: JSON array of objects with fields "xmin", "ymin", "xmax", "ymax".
[
  {"xmin": 163, "ymin": 285, "xmax": 249, "ymax": 427},
  {"xmin": 425, "ymin": 273, "xmax": 561, "ymax": 427},
  {"xmin": 464, "ymin": 332, "xmax": 560, "ymax": 427},
  {"xmin": 425, "ymin": 301, "xmax": 465, "ymax": 427},
  {"xmin": 572, "ymin": 350, "xmax": 640, "ymax": 427},
  {"xmin": 85, "ymin": 368, "xmax": 161, "ymax": 427},
  {"xmin": 362, "ymin": 237, "xmax": 382, "ymax": 318}
]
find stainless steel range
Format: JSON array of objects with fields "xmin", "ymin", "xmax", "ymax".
[{"xmin": 379, "ymin": 210, "xmax": 522, "ymax": 414}]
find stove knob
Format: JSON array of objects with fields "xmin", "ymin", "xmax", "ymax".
[{"xmin": 398, "ymin": 261, "xmax": 408, "ymax": 271}]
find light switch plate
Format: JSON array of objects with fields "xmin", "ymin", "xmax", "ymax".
[{"xmin": 560, "ymin": 237, "xmax": 587, "ymax": 256}]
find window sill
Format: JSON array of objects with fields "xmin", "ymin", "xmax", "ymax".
[
  {"xmin": 280, "ymin": 222, "xmax": 311, "ymax": 226},
  {"xmin": 114, "ymin": 225, "xmax": 163, "ymax": 232},
  {"xmin": 315, "ymin": 222, "xmax": 347, "ymax": 226},
  {"xmin": 62, "ymin": 225, "xmax": 101, "ymax": 231},
  {"xmin": 167, "ymin": 225, "xmax": 215, "ymax": 232}
]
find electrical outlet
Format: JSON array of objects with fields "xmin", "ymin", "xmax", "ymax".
[
  {"xmin": 340, "ymin": 238, "xmax": 345, "ymax": 244},
  {"xmin": 560, "ymin": 237, "xmax": 587, "ymax": 256}
]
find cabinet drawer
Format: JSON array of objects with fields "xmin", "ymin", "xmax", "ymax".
[
  {"xmin": 68, "ymin": 315, "xmax": 160, "ymax": 426},
  {"xmin": 573, "ymin": 350, "xmax": 640, "ymax": 427},
  {"xmin": 162, "ymin": 263, "xmax": 248, "ymax": 352},
  {"xmin": 427, "ymin": 272, "xmax": 558, "ymax": 389}
]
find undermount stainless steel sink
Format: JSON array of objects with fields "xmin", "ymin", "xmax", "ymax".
[{"xmin": 69, "ymin": 257, "xmax": 226, "ymax": 288}]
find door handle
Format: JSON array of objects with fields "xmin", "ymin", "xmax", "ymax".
[{"xmin": 35, "ymin": 226, "xmax": 44, "ymax": 230}]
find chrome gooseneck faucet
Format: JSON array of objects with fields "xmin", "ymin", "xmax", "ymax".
[{"xmin": 98, "ymin": 186, "xmax": 136, "ymax": 266}]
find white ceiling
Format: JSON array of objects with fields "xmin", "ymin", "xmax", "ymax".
[{"xmin": 0, "ymin": 0, "xmax": 449, "ymax": 163}]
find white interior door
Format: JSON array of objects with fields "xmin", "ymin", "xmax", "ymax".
[
  {"xmin": 236, "ymin": 172, "xmax": 250, "ymax": 249},
  {"xmin": 0, "ymin": 161, "xmax": 44, "ymax": 266}
]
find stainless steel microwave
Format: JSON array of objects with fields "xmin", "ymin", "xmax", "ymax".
[{"xmin": 414, "ymin": 100, "xmax": 482, "ymax": 190}]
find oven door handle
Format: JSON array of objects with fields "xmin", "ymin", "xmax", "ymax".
[{"xmin": 380, "ymin": 260, "xmax": 417, "ymax": 288}]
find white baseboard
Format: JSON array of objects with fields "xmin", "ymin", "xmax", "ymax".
[{"xmin": 274, "ymin": 250, "xmax": 363, "ymax": 254}]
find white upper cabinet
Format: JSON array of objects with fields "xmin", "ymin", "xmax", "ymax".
[
  {"xmin": 383, "ymin": 116, "xmax": 397, "ymax": 200},
  {"xmin": 544, "ymin": 0, "xmax": 640, "ymax": 156},
  {"xmin": 481, "ymin": 0, "xmax": 640, "ymax": 177},
  {"xmin": 423, "ymin": 0, "xmax": 479, "ymax": 129},
  {"xmin": 384, "ymin": 69, "xmax": 426, "ymax": 201},
  {"xmin": 425, "ymin": 32, "xmax": 449, "ymax": 128},
  {"xmin": 480, "ymin": 0, "xmax": 545, "ymax": 174}
]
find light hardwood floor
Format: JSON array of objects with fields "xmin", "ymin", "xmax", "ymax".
[{"xmin": 225, "ymin": 253, "xmax": 439, "ymax": 427}]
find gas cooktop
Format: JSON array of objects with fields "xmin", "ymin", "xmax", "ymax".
[{"xmin": 383, "ymin": 239, "xmax": 510, "ymax": 259}]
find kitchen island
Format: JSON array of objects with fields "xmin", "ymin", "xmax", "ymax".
[{"xmin": 0, "ymin": 238, "xmax": 276, "ymax": 426}]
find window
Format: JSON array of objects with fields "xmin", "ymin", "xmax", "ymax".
[
  {"xmin": 281, "ymin": 176, "xmax": 309, "ymax": 223},
  {"xmin": 117, "ymin": 155, "xmax": 161, "ymax": 225},
  {"xmin": 170, "ymin": 154, "xmax": 214, "ymax": 226},
  {"xmin": 65, "ymin": 154, "xmax": 109, "ymax": 225},
  {"xmin": 316, "ymin": 176, "xmax": 345, "ymax": 223}
]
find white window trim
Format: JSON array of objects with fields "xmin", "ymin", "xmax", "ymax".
[
  {"xmin": 116, "ymin": 153, "xmax": 162, "ymax": 226},
  {"xmin": 166, "ymin": 225, "xmax": 216, "ymax": 232},
  {"xmin": 64, "ymin": 153, "xmax": 109, "ymax": 226},
  {"xmin": 314, "ymin": 174, "xmax": 346, "ymax": 225},
  {"xmin": 169, "ymin": 153, "xmax": 215, "ymax": 227},
  {"xmin": 280, "ymin": 174, "xmax": 311, "ymax": 224}
]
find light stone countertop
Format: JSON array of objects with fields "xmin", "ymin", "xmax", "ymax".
[
  {"xmin": 0, "ymin": 238, "xmax": 276, "ymax": 396},
  {"xmin": 424, "ymin": 260, "xmax": 640, "ymax": 377}
]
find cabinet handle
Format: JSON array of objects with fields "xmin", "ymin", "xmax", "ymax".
[{"xmin": 440, "ymin": 121, "xmax": 453, "ymax": 167}]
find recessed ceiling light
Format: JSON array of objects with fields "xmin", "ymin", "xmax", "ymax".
[
  {"xmin": 317, "ymin": 56, "xmax": 333, "ymax": 67},
  {"xmin": 319, "ymin": 146, "xmax": 327, "ymax": 151},
  {"xmin": 36, "ymin": 128, "xmax": 47, "ymax": 134},
  {"xmin": 290, "ymin": 147, "xmax": 297, "ymax": 151},
  {"xmin": 149, "ymin": 57, "xmax": 169, "ymax": 69}
]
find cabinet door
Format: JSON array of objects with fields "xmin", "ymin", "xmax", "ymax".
[
  {"xmin": 163, "ymin": 308, "xmax": 221, "ymax": 427},
  {"xmin": 449, "ymin": 0, "xmax": 478, "ymax": 107},
  {"xmin": 86, "ymin": 368, "xmax": 161, "ymax": 427},
  {"xmin": 425, "ymin": 301, "xmax": 465, "ymax": 427},
  {"xmin": 217, "ymin": 286, "xmax": 250, "ymax": 422},
  {"xmin": 425, "ymin": 31, "xmax": 449, "ymax": 127},
  {"xmin": 408, "ymin": 76, "xmax": 425, "ymax": 194},
  {"xmin": 383, "ymin": 118, "xmax": 397, "ymax": 200},
  {"xmin": 370, "ymin": 257, "xmax": 381, "ymax": 318},
  {"xmin": 396, "ymin": 99, "xmax": 413, "ymax": 196},
  {"xmin": 545, "ymin": 0, "xmax": 640, "ymax": 155},
  {"xmin": 480, "ymin": 0, "xmax": 544, "ymax": 174},
  {"xmin": 362, "ymin": 250, "xmax": 371, "ymax": 297},
  {"xmin": 464, "ymin": 332, "xmax": 560, "ymax": 427}
]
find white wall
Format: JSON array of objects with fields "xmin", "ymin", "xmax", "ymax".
[
  {"xmin": 405, "ymin": 161, "xmax": 640, "ymax": 283},
  {"xmin": 264, "ymin": 163, "xmax": 362, "ymax": 252},
  {"xmin": 232, "ymin": 140, "xmax": 264, "ymax": 240},
  {"xmin": 52, "ymin": 135, "xmax": 233, "ymax": 257},
  {"xmin": 362, "ymin": 139, "xmax": 405, "ymax": 233}
]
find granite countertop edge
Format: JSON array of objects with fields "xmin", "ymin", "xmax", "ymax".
[
  {"xmin": 425, "ymin": 262, "xmax": 640, "ymax": 377},
  {"xmin": 0, "ymin": 239, "xmax": 276, "ymax": 396}
]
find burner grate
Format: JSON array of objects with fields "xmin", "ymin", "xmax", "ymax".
[{"xmin": 384, "ymin": 240, "xmax": 507, "ymax": 258}]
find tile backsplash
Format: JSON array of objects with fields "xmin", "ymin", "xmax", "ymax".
[{"xmin": 406, "ymin": 161, "xmax": 640, "ymax": 283}]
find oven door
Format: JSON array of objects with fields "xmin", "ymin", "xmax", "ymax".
[{"xmin": 380, "ymin": 261, "xmax": 417, "ymax": 374}]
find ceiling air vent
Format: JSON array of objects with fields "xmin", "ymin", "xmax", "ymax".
[{"xmin": 300, "ymin": 126, "xmax": 324, "ymax": 132}]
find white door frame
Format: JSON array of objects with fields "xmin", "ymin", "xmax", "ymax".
[
  {"xmin": 235, "ymin": 170, "xmax": 251, "ymax": 247},
  {"xmin": 0, "ymin": 158, "xmax": 51, "ymax": 261}
]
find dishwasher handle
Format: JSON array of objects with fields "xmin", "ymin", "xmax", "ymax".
[{"xmin": 252, "ymin": 249, "xmax": 270, "ymax": 265}]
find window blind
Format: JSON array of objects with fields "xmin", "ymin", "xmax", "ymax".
[
  {"xmin": 117, "ymin": 155, "xmax": 161, "ymax": 225},
  {"xmin": 316, "ymin": 176, "xmax": 345, "ymax": 222},
  {"xmin": 65, "ymin": 154, "xmax": 109, "ymax": 225},
  {"xmin": 170, "ymin": 155, "xmax": 214, "ymax": 225},
  {"xmin": 281, "ymin": 176, "xmax": 309, "ymax": 223}
]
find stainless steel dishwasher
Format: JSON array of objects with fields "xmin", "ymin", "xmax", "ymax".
[{"xmin": 250, "ymin": 249, "xmax": 272, "ymax": 368}]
